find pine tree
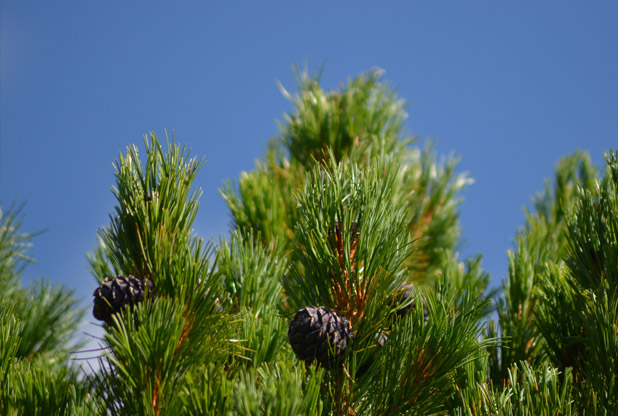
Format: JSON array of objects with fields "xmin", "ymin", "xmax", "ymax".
[
  {"xmin": 0, "ymin": 203, "xmax": 89, "ymax": 415},
  {"xmin": 1, "ymin": 67, "xmax": 616, "ymax": 414}
]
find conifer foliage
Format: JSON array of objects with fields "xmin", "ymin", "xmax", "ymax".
[
  {"xmin": 0, "ymin": 204, "xmax": 88, "ymax": 415},
  {"xmin": 1, "ymin": 67, "xmax": 616, "ymax": 414}
]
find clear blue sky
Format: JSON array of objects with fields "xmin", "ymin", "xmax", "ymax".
[{"xmin": 2, "ymin": 1, "xmax": 617, "ymax": 313}]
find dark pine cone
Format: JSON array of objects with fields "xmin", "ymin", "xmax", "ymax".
[
  {"xmin": 394, "ymin": 283, "xmax": 429, "ymax": 324},
  {"xmin": 93, "ymin": 275, "xmax": 154, "ymax": 325},
  {"xmin": 288, "ymin": 306, "xmax": 352, "ymax": 368}
]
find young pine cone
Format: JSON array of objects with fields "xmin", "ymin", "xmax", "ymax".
[
  {"xmin": 93, "ymin": 275, "xmax": 154, "ymax": 325},
  {"xmin": 288, "ymin": 306, "xmax": 352, "ymax": 368}
]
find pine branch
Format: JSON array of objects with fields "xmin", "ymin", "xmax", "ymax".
[
  {"xmin": 230, "ymin": 361, "xmax": 324, "ymax": 416},
  {"xmin": 402, "ymin": 142, "xmax": 473, "ymax": 284},
  {"xmin": 220, "ymin": 145, "xmax": 302, "ymax": 249},
  {"xmin": 13, "ymin": 279, "xmax": 85, "ymax": 358},
  {"xmin": 0, "ymin": 203, "xmax": 89, "ymax": 415},
  {"xmin": 534, "ymin": 150, "xmax": 618, "ymax": 413},
  {"xmin": 93, "ymin": 295, "xmax": 233, "ymax": 416},
  {"xmin": 492, "ymin": 151, "xmax": 598, "ymax": 383},
  {"xmin": 89, "ymin": 133, "xmax": 238, "ymax": 414},
  {"xmin": 278, "ymin": 65, "xmax": 410, "ymax": 169},
  {"xmin": 0, "ymin": 202, "xmax": 41, "ymax": 294},
  {"xmin": 453, "ymin": 361, "xmax": 574, "ymax": 416},
  {"xmin": 357, "ymin": 278, "xmax": 493, "ymax": 416},
  {"xmin": 285, "ymin": 153, "xmax": 411, "ymax": 328},
  {"xmin": 217, "ymin": 230, "xmax": 287, "ymax": 314},
  {"xmin": 98, "ymin": 131, "xmax": 204, "ymax": 283},
  {"xmin": 5, "ymin": 352, "xmax": 91, "ymax": 416}
]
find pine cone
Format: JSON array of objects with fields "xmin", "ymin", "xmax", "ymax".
[
  {"xmin": 288, "ymin": 306, "xmax": 352, "ymax": 368},
  {"xmin": 394, "ymin": 283, "xmax": 429, "ymax": 323},
  {"xmin": 93, "ymin": 275, "xmax": 154, "ymax": 325}
]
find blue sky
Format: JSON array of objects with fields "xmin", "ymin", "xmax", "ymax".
[{"xmin": 1, "ymin": 0, "xmax": 617, "ymax": 316}]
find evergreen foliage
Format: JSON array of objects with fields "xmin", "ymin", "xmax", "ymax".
[
  {"xmin": 1, "ymin": 67, "xmax": 616, "ymax": 414},
  {"xmin": 489, "ymin": 152, "xmax": 598, "ymax": 381},
  {"xmin": 0, "ymin": 205, "xmax": 87, "ymax": 415}
]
